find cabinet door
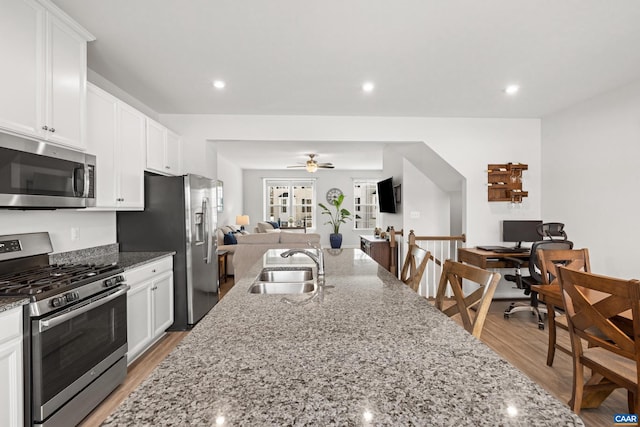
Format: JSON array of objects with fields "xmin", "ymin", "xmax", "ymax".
[
  {"xmin": 0, "ymin": 307, "xmax": 23, "ymax": 427},
  {"xmin": 146, "ymin": 119, "xmax": 166, "ymax": 173},
  {"xmin": 165, "ymin": 130, "xmax": 182, "ymax": 175},
  {"xmin": 45, "ymin": 12, "xmax": 87, "ymax": 150},
  {"xmin": 86, "ymin": 84, "xmax": 118, "ymax": 208},
  {"xmin": 117, "ymin": 103, "xmax": 145, "ymax": 209},
  {"xmin": 0, "ymin": 0, "xmax": 42, "ymax": 137},
  {"xmin": 126, "ymin": 281, "xmax": 153, "ymax": 364},
  {"xmin": 152, "ymin": 271, "xmax": 174, "ymax": 337},
  {"xmin": 0, "ymin": 340, "xmax": 23, "ymax": 427}
]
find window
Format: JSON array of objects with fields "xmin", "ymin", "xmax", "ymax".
[
  {"xmin": 264, "ymin": 179, "xmax": 316, "ymax": 228},
  {"xmin": 353, "ymin": 179, "xmax": 378, "ymax": 229}
]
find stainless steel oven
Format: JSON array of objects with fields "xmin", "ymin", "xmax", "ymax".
[
  {"xmin": 0, "ymin": 232, "xmax": 129, "ymax": 427},
  {"xmin": 31, "ymin": 283, "xmax": 128, "ymax": 427},
  {"xmin": 0, "ymin": 132, "xmax": 95, "ymax": 209}
]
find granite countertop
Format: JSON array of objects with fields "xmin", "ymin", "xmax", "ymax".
[
  {"xmin": 0, "ymin": 247, "xmax": 174, "ymax": 313},
  {"xmin": 0, "ymin": 296, "xmax": 28, "ymax": 313},
  {"xmin": 104, "ymin": 248, "xmax": 583, "ymax": 426},
  {"xmin": 49, "ymin": 243, "xmax": 175, "ymax": 272},
  {"xmin": 84, "ymin": 251, "xmax": 176, "ymax": 271}
]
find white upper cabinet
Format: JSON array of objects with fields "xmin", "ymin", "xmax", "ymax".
[
  {"xmin": 0, "ymin": 0, "xmax": 41, "ymax": 137},
  {"xmin": 116, "ymin": 103, "xmax": 146, "ymax": 209},
  {"xmin": 146, "ymin": 118, "xmax": 182, "ymax": 176},
  {"xmin": 86, "ymin": 83, "xmax": 145, "ymax": 210},
  {"xmin": 0, "ymin": 0, "xmax": 94, "ymax": 150}
]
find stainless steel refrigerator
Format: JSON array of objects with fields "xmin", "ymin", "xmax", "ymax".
[{"xmin": 117, "ymin": 173, "xmax": 218, "ymax": 330}]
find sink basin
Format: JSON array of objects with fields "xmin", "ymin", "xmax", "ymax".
[
  {"xmin": 258, "ymin": 267, "xmax": 313, "ymax": 282},
  {"xmin": 248, "ymin": 281, "xmax": 315, "ymax": 294},
  {"xmin": 249, "ymin": 267, "xmax": 315, "ymax": 294}
]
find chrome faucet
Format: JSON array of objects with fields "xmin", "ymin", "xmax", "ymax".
[{"xmin": 280, "ymin": 248, "xmax": 324, "ymax": 277}]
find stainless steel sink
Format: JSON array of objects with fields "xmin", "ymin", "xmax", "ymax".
[
  {"xmin": 248, "ymin": 281, "xmax": 315, "ymax": 294},
  {"xmin": 249, "ymin": 267, "xmax": 315, "ymax": 294},
  {"xmin": 258, "ymin": 267, "xmax": 313, "ymax": 282}
]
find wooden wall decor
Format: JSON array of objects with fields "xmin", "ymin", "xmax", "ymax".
[{"xmin": 487, "ymin": 163, "xmax": 528, "ymax": 203}]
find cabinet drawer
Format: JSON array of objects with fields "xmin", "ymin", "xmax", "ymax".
[
  {"xmin": 0, "ymin": 307, "xmax": 23, "ymax": 344},
  {"xmin": 124, "ymin": 256, "xmax": 173, "ymax": 285}
]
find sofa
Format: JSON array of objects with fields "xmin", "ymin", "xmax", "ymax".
[
  {"xmin": 216, "ymin": 225, "xmax": 245, "ymax": 276},
  {"xmin": 216, "ymin": 224, "xmax": 320, "ymax": 280},
  {"xmin": 233, "ymin": 231, "xmax": 320, "ymax": 280}
]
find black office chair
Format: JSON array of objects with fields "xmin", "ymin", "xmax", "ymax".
[{"xmin": 503, "ymin": 223, "xmax": 573, "ymax": 329}]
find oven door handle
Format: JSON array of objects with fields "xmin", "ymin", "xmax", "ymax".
[{"xmin": 39, "ymin": 285, "xmax": 130, "ymax": 332}]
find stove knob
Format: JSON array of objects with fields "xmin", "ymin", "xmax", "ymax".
[
  {"xmin": 51, "ymin": 296, "xmax": 65, "ymax": 308},
  {"xmin": 65, "ymin": 292, "xmax": 79, "ymax": 302},
  {"xmin": 104, "ymin": 275, "xmax": 125, "ymax": 288}
]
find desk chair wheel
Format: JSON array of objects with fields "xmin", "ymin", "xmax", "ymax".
[{"xmin": 503, "ymin": 303, "xmax": 546, "ymax": 330}]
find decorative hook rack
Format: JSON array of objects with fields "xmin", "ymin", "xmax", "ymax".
[{"xmin": 487, "ymin": 163, "xmax": 528, "ymax": 203}]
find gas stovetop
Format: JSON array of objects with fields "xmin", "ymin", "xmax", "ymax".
[{"xmin": 0, "ymin": 263, "xmax": 123, "ymax": 299}]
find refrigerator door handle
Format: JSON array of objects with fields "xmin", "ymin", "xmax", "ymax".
[{"xmin": 203, "ymin": 197, "xmax": 212, "ymax": 264}]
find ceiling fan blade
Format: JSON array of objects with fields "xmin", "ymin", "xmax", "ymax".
[
  {"xmin": 316, "ymin": 163, "xmax": 334, "ymax": 167},
  {"xmin": 318, "ymin": 165, "xmax": 335, "ymax": 169},
  {"xmin": 286, "ymin": 165, "xmax": 306, "ymax": 168}
]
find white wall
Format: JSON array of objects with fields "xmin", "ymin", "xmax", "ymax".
[
  {"xmin": 217, "ymin": 152, "xmax": 243, "ymax": 226},
  {"xmin": 542, "ymin": 79, "xmax": 640, "ymax": 278},
  {"xmin": 241, "ymin": 169, "xmax": 382, "ymax": 248},
  {"xmin": 0, "ymin": 210, "xmax": 116, "ymax": 254},
  {"xmin": 402, "ymin": 158, "xmax": 451, "ymax": 236},
  {"xmin": 160, "ymin": 114, "xmax": 542, "ymax": 247}
]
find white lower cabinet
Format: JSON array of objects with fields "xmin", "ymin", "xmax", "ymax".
[
  {"xmin": 0, "ymin": 307, "xmax": 23, "ymax": 427},
  {"xmin": 125, "ymin": 256, "xmax": 174, "ymax": 364}
]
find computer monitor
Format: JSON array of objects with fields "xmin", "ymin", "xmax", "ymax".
[{"xmin": 502, "ymin": 220, "xmax": 543, "ymax": 248}]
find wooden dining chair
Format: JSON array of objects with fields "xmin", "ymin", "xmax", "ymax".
[
  {"xmin": 435, "ymin": 260, "xmax": 501, "ymax": 338},
  {"xmin": 536, "ymin": 248, "xmax": 591, "ymax": 366},
  {"xmin": 400, "ymin": 244, "xmax": 430, "ymax": 293},
  {"xmin": 557, "ymin": 267, "xmax": 640, "ymax": 414}
]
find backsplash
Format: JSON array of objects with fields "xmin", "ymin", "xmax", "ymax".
[{"xmin": 49, "ymin": 243, "xmax": 119, "ymax": 264}]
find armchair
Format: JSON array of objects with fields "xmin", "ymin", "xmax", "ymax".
[{"xmin": 503, "ymin": 223, "xmax": 572, "ymax": 329}]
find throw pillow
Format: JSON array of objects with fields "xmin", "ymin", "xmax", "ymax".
[
  {"xmin": 223, "ymin": 232, "xmax": 237, "ymax": 245},
  {"xmin": 266, "ymin": 220, "xmax": 280, "ymax": 229}
]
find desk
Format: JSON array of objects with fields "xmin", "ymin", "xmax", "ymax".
[{"xmin": 458, "ymin": 247, "xmax": 529, "ymax": 269}]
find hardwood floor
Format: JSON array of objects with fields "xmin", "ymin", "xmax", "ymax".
[{"xmin": 79, "ymin": 277, "xmax": 622, "ymax": 427}]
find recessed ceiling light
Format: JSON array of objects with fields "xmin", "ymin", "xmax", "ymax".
[
  {"xmin": 213, "ymin": 80, "xmax": 226, "ymax": 89},
  {"xmin": 504, "ymin": 84, "xmax": 520, "ymax": 95},
  {"xmin": 362, "ymin": 81, "xmax": 375, "ymax": 93}
]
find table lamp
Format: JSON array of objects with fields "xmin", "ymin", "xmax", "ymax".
[{"xmin": 236, "ymin": 215, "xmax": 250, "ymax": 231}]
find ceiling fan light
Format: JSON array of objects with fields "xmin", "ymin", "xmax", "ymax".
[{"xmin": 306, "ymin": 161, "xmax": 318, "ymax": 173}]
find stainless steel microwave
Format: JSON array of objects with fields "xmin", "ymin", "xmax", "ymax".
[{"xmin": 0, "ymin": 132, "xmax": 95, "ymax": 209}]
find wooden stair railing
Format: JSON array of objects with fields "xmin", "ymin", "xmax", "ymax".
[
  {"xmin": 405, "ymin": 230, "xmax": 466, "ymax": 297},
  {"xmin": 389, "ymin": 227, "xmax": 403, "ymax": 276}
]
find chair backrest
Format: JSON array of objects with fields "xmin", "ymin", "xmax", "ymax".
[
  {"xmin": 400, "ymin": 244, "xmax": 430, "ymax": 292},
  {"xmin": 527, "ymin": 239, "xmax": 574, "ymax": 283},
  {"xmin": 537, "ymin": 222, "xmax": 567, "ymax": 240},
  {"xmin": 558, "ymin": 267, "xmax": 640, "ymax": 361},
  {"xmin": 538, "ymin": 248, "xmax": 591, "ymax": 286},
  {"xmin": 435, "ymin": 260, "xmax": 501, "ymax": 338}
]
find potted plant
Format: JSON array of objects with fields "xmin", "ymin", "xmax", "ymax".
[{"xmin": 318, "ymin": 194, "xmax": 353, "ymax": 248}]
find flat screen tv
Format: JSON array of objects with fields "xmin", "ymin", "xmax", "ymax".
[{"xmin": 377, "ymin": 177, "xmax": 396, "ymax": 213}]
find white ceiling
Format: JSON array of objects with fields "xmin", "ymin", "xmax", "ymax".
[
  {"xmin": 52, "ymin": 0, "xmax": 640, "ymax": 119},
  {"xmin": 216, "ymin": 141, "xmax": 387, "ymax": 170}
]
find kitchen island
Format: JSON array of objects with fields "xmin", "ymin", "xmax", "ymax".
[{"xmin": 104, "ymin": 249, "xmax": 583, "ymax": 426}]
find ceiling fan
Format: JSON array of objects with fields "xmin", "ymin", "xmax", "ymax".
[{"xmin": 286, "ymin": 154, "xmax": 335, "ymax": 173}]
